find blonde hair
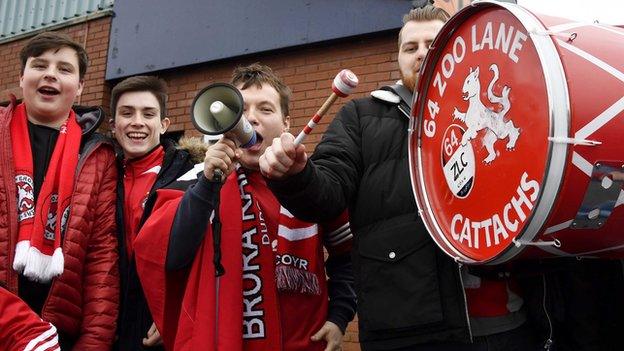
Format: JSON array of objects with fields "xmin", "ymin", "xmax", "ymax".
[{"xmin": 398, "ymin": 5, "xmax": 450, "ymax": 47}]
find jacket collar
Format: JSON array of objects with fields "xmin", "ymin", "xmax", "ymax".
[{"xmin": 2, "ymin": 95, "xmax": 106, "ymax": 138}]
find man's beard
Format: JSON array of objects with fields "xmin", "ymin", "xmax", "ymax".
[
  {"xmin": 400, "ymin": 60, "xmax": 422, "ymax": 94},
  {"xmin": 401, "ymin": 71, "xmax": 417, "ymax": 93}
]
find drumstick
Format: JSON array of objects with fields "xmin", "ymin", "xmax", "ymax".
[{"xmin": 294, "ymin": 69, "xmax": 359, "ymax": 145}]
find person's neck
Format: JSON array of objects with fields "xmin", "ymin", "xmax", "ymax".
[
  {"xmin": 124, "ymin": 144, "xmax": 163, "ymax": 163},
  {"xmin": 27, "ymin": 114, "xmax": 67, "ymax": 129}
]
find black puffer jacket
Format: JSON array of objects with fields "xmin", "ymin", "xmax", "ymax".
[{"xmin": 267, "ymin": 96, "xmax": 471, "ymax": 350}]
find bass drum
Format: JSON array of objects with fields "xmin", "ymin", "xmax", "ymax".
[{"xmin": 409, "ymin": 1, "xmax": 624, "ymax": 264}]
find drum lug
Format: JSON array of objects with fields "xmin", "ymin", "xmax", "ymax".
[
  {"xmin": 571, "ymin": 161, "xmax": 624, "ymax": 230},
  {"xmin": 532, "ymin": 29, "xmax": 578, "ymax": 43},
  {"xmin": 513, "ymin": 238, "xmax": 561, "ymax": 248},
  {"xmin": 548, "ymin": 136, "xmax": 601, "ymax": 146}
]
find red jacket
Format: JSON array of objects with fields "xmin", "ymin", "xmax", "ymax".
[
  {"xmin": 136, "ymin": 171, "xmax": 354, "ymax": 351},
  {"xmin": 0, "ymin": 97, "xmax": 119, "ymax": 350},
  {"xmin": 0, "ymin": 287, "xmax": 60, "ymax": 351}
]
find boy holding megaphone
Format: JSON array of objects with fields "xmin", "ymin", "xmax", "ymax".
[{"xmin": 132, "ymin": 63, "xmax": 356, "ymax": 351}]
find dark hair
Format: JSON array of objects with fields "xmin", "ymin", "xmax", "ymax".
[
  {"xmin": 230, "ymin": 63, "xmax": 291, "ymax": 118},
  {"xmin": 110, "ymin": 75, "xmax": 168, "ymax": 120},
  {"xmin": 398, "ymin": 5, "xmax": 450, "ymax": 47},
  {"xmin": 20, "ymin": 32, "xmax": 89, "ymax": 80}
]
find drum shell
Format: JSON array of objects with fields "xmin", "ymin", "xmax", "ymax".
[
  {"xmin": 529, "ymin": 15, "xmax": 624, "ymax": 258},
  {"xmin": 409, "ymin": 1, "xmax": 624, "ymax": 263}
]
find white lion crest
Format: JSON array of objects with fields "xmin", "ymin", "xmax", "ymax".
[
  {"xmin": 452, "ymin": 64, "xmax": 520, "ymax": 164},
  {"xmin": 18, "ymin": 185, "xmax": 34, "ymax": 210},
  {"xmin": 16, "ymin": 175, "xmax": 35, "ymax": 221}
]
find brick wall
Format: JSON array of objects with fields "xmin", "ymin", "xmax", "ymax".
[
  {"xmin": 0, "ymin": 17, "xmax": 403, "ymax": 350},
  {"xmin": 153, "ymin": 32, "xmax": 400, "ymax": 154}
]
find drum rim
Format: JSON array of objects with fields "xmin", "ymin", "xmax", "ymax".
[{"xmin": 409, "ymin": 0, "xmax": 570, "ymax": 264}]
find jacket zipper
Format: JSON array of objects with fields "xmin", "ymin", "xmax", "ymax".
[
  {"xmin": 457, "ymin": 262, "xmax": 473, "ymax": 342},
  {"xmin": 2, "ymin": 124, "xmax": 18, "ymax": 291},
  {"xmin": 118, "ymin": 159, "xmax": 134, "ymax": 330},
  {"xmin": 541, "ymin": 274, "xmax": 553, "ymax": 350}
]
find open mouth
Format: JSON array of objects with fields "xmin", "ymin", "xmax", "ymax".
[
  {"xmin": 462, "ymin": 91, "xmax": 469, "ymax": 100},
  {"xmin": 248, "ymin": 132, "xmax": 264, "ymax": 151},
  {"xmin": 38, "ymin": 86, "xmax": 60, "ymax": 96},
  {"xmin": 127, "ymin": 132, "xmax": 148, "ymax": 142}
]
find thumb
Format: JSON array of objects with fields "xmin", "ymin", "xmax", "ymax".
[
  {"xmin": 294, "ymin": 144, "xmax": 307, "ymax": 166},
  {"xmin": 311, "ymin": 326, "xmax": 326, "ymax": 341}
]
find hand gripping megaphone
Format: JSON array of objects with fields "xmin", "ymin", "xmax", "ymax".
[{"xmin": 190, "ymin": 83, "xmax": 257, "ymax": 148}]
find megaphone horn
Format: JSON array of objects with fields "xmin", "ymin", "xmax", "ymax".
[{"xmin": 190, "ymin": 83, "xmax": 257, "ymax": 148}]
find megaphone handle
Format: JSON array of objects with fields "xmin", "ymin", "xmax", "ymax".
[
  {"xmin": 294, "ymin": 93, "xmax": 338, "ymax": 145},
  {"xmin": 211, "ymin": 182, "xmax": 225, "ymax": 277},
  {"xmin": 213, "ymin": 169, "xmax": 224, "ymax": 182}
]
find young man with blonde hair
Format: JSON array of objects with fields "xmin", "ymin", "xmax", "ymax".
[{"xmin": 134, "ymin": 63, "xmax": 356, "ymax": 351}]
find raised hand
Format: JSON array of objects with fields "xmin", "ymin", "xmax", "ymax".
[{"xmin": 259, "ymin": 132, "xmax": 307, "ymax": 180}]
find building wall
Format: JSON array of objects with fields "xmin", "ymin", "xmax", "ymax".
[
  {"xmin": 0, "ymin": 15, "xmax": 405, "ymax": 350},
  {"xmin": 1, "ymin": 16, "xmax": 399, "ymax": 153},
  {"xmin": 106, "ymin": 0, "xmax": 409, "ymax": 80},
  {"xmin": 155, "ymin": 32, "xmax": 400, "ymax": 152}
]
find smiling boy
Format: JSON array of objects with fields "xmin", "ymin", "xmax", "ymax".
[
  {"xmin": 0, "ymin": 31, "xmax": 119, "ymax": 350},
  {"xmin": 110, "ymin": 76, "xmax": 197, "ymax": 351}
]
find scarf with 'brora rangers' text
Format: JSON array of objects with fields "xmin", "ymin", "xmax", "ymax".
[
  {"xmin": 236, "ymin": 167, "xmax": 282, "ymax": 350},
  {"xmin": 10, "ymin": 103, "xmax": 80, "ymax": 282},
  {"xmin": 135, "ymin": 166, "xmax": 351, "ymax": 351},
  {"xmin": 227, "ymin": 167, "xmax": 342, "ymax": 350}
]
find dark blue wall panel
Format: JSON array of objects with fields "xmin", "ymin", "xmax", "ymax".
[{"xmin": 106, "ymin": 0, "xmax": 412, "ymax": 80}]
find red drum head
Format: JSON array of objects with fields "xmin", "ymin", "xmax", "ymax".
[{"xmin": 410, "ymin": 1, "xmax": 571, "ymax": 264}]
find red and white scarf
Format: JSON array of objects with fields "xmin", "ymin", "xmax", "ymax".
[
  {"xmin": 236, "ymin": 167, "xmax": 329, "ymax": 349},
  {"xmin": 134, "ymin": 167, "xmax": 350, "ymax": 351},
  {"xmin": 10, "ymin": 103, "xmax": 80, "ymax": 282},
  {"xmin": 237, "ymin": 168, "xmax": 324, "ymax": 295},
  {"xmin": 236, "ymin": 168, "xmax": 282, "ymax": 350},
  {"xmin": 275, "ymin": 206, "xmax": 323, "ymax": 295}
]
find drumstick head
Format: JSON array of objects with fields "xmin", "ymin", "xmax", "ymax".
[{"xmin": 332, "ymin": 69, "xmax": 359, "ymax": 97}]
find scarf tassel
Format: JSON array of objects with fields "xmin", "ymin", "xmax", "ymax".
[
  {"xmin": 275, "ymin": 265, "xmax": 321, "ymax": 295},
  {"xmin": 13, "ymin": 240, "xmax": 64, "ymax": 283}
]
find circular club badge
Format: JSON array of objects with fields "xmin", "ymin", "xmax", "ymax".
[
  {"xmin": 415, "ymin": 7, "xmax": 551, "ymax": 261},
  {"xmin": 441, "ymin": 124, "xmax": 475, "ymax": 199}
]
